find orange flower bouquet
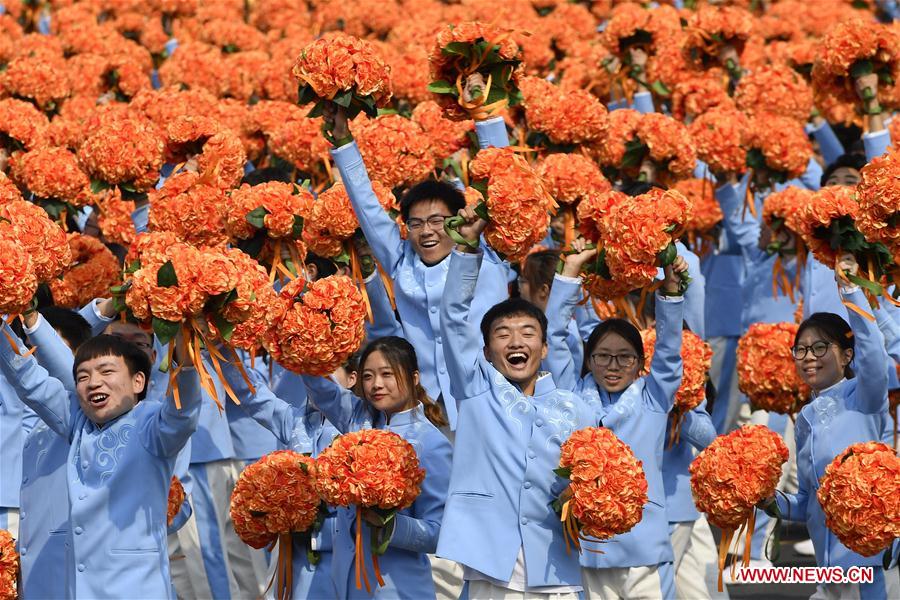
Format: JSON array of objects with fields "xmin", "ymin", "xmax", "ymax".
[
  {"xmin": 538, "ymin": 153, "xmax": 611, "ymax": 247},
  {"xmin": 351, "ymin": 114, "xmax": 434, "ymax": 189},
  {"xmin": 670, "ymin": 74, "xmax": 734, "ymax": 122},
  {"xmin": 735, "ymin": 65, "xmax": 813, "ymax": 121},
  {"xmin": 573, "ymin": 190, "xmax": 635, "ymax": 305},
  {"xmin": 0, "ymin": 237, "xmax": 37, "ymax": 317},
  {"xmin": 315, "ymin": 429, "xmax": 425, "ymax": 592},
  {"xmin": 410, "ymin": 100, "xmax": 474, "ymax": 165},
  {"xmin": 263, "ymin": 275, "xmax": 366, "ymax": 376},
  {"xmin": 762, "ymin": 187, "xmax": 814, "ymax": 299},
  {"xmin": 688, "ymin": 107, "xmax": 750, "ymax": 176},
  {"xmin": 167, "ymin": 476, "xmax": 185, "ymax": 527},
  {"xmin": 553, "ymin": 427, "xmax": 648, "ymax": 551},
  {"xmin": 682, "ymin": 5, "xmax": 754, "ymax": 81},
  {"xmin": 745, "ymin": 114, "xmax": 812, "ymax": 186},
  {"xmin": 225, "ymin": 181, "xmax": 314, "ymax": 282},
  {"xmin": 148, "ymin": 172, "xmax": 229, "ymax": 247},
  {"xmin": 811, "ymin": 19, "xmax": 900, "ymax": 117},
  {"xmin": 444, "ymin": 147, "xmax": 555, "ymax": 262},
  {"xmin": 857, "ymin": 148, "xmax": 900, "ymax": 265},
  {"xmin": 8, "ymin": 146, "xmax": 94, "ymax": 217},
  {"xmin": 0, "ymin": 529, "xmax": 17, "ymax": 600},
  {"xmin": 223, "ymin": 248, "xmax": 281, "ymax": 356},
  {"xmin": 595, "ymin": 110, "xmax": 695, "ymax": 184},
  {"xmin": 817, "ymin": 442, "xmax": 900, "ymax": 557},
  {"xmin": 673, "ymin": 178, "xmax": 723, "ymax": 254},
  {"xmin": 49, "ymin": 233, "xmax": 120, "ymax": 309},
  {"xmin": 0, "ymin": 98, "xmax": 48, "ymax": 153},
  {"xmin": 642, "ymin": 328, "xmax": 713, "ymax": 445},
  {"xmin": 598, "ymin": 188, "xmax": 692, "ymax": 296},
  {"xmin": 231, "ymin": 450, "xmax": 322, "ymax": 600},
  {"xmin": 118, "ymin": 232, "xmax": 262, "ymax": 409},
  {"xmin": 519, "ymin": 76, "xmax": 609, "ymax": 148},
  {"xmin": 293, "ymin": 32, "xmax": 393, "ymax": 139},
  {"xmin": 737, "ymin": 322, "xmax": 810, "ymax": 415},
  {"xmin": 77, "ymin": 117, "xmax": 166, "ymax": 195},
  {"xmin": 95, "ymin": 187, "xmax": 137, "ymax": 246},
  {"xmin": 794, "ymin": 186, "xmax": 895, "ymax": 310},
  {"xmin": 267, "ymin": 115, "xmax": 332, "ymax": 182},
  {"xmin": 428, "ymin": 21, "xmax": 525, "ymax": 121},
  {"xmin": 690, "ymin": 424, "xmax": 789, "ymax": 590},
  {"xmin": 164, "ymin": 115, "xmax": 246, "ymax": 191}
]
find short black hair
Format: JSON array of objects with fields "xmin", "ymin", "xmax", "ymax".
[
  {"xmin": 304, "ymin": 252, "xmax": 339, "ymax": 280},
  {"xmin": 39, "ymin": 306, "xmax": 91, "ymax": 350},
  {"xmin": 583, "ymin": 318, "xmax": 644, "ymax": 376},
  {"xmin": 620, "ymin": 180, "xmax": 667, "ymax": 197},
  {"xmin": 73, "ymin": 335, "xmax": 152, "ymax": 401},
  {"xmin": 241, "ymin": 166, "xmax": 293, "ymax": 186},
  {"xmin": 796, "ymin": 312, "xmax": 855, "ymax": 379},
  {"xmin": 521, "ymin": 250, "xmax": 561, "ymax": 293},
  {"xmin": 480, "ymin": 298, "xmax": 548, "ymax": 345},
  {"xmin": 821, "ymin": 153, "xmax": 866, "ymax": 187},
  {"xmin": 399, "ymin": 180, "xmax": 466, "ymax": 222}
]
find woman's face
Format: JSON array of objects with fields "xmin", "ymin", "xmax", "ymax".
[
  {"xmin": 793, "ymin": 328, "xmax": 852, "ymax": 392},
  {"xmin": 361, "ymin": 350, "xmax": 417, "ymax": 415},
  {"xmin": 588, "ymin": 332, "xmax": 642, "ymax": 393}
]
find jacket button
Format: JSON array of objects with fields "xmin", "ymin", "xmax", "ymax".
[
  {"xmin": 535, "ymin": 419, "xmax": 544, "ymax": 427},
  {"xmin": 435, "ymin": 336, "xmax": 442, "ymax": 344},
  {"xmin": 523, "ymin": 482, "xmax": 532, "ymax": 489},
  {"xmin": 77, "ymin": 564, "xmax": 85, "ymax": 572},
  {"xmin": 527, "ymin": 450, "xmax": 536, "ymax": 459},
  {"xmin": 74, "ymin": 527, "xmax": 83, "ymax": 535},
  {"xmin": 520, "ymin": 517, "xmax": 528, "ymax": 525},
  {"xmin": 81, "ymin": 461, "xmax": 89, "ymax": 469},
  {"xmin": 430, "ymin": 306, "xmax": 438, "ymax": 314},
  {"xmin": 19, "ymin": 547, "xmax": 25, "ymax": 556},
  {"xmin": 21, "ymin": 477, "xmax": 27, "ymax": 484},
  {"xmin": 79, "ymin": 493, "xmax": 87, "ymax": 500}
]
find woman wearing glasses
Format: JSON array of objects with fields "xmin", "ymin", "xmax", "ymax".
[
  {"xmin": 543, "ymin": 242, "xmax": 688, "ymax": 600},
  {"xmin": 762, "ymin": 253, "xmax": 898, "ymax": 600}
]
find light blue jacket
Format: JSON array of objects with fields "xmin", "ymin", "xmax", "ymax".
[
  {"xmin": 303, "ymin": 375, "xmax": 452, "ymax": 599},
  {"xmin": 436, "ymin": 250, "xmax": 596, "ymax": 588},
  {"xmin": 219, "ymin": 359, "xmax": 341, "ymax": 600},
  {"xmin": 224, "ymin": 350, "xmax": 279, "ymax": 461},
  {"xmin": 545, "ymin": 273, "xmax": 685, "ymax": 568},
  {"xmin": 662, "ymin": 401, "xmax": 717, "ymax": 523},
  {"xmin": 716, "ymin": 182, "xmax": 798, "ymax": 331},
  {"xmin": 776, "ymin": 288, "xmax": 891, "ymax": 570},
  {"xmin": 330, "ymin": 118, "xmax": 511, "ymax": 429},
  {"xmin": 0, "ymin": 374, "xmax": 22, "ymax": 510},
  {"xmin": 0, "ymin": 321, "xmax": 202, "ymax": 599},
  {"xmin": 808, "ymin": 121, "xmax": 844, "ymax": 167}
]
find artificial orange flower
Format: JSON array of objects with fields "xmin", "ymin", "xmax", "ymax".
[{"xmin": 737, "ymin": 322, "xmax": 810, "ymax": 415}]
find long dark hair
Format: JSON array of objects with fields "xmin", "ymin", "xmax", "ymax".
[
  {"xmin": 582, "ymin": 319, "xmax": 645, "ymax": 377},
  {"xmin": 795, "ymin": 312, "xmax": 855, "ymax": 379},
  {"xmin": 356, "ymin": 336, "xmax": 448, "ymax": 427}
]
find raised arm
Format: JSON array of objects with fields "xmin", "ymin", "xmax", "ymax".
[
  {"xmin": 78, "ymin": 298, "xmax": 116, "ymax": 337},
  {"xmin": 809, "ymin": 120, "xmax": 844, "ymax": 167},
  {"xmin": 440, "ymin": 249, "xmax": 487, "ymax": 401},
  {"xmin": 842, "ymin": 292, "xmax": 889, "ymax": 414},
  {"xmin": 715, "ymin": 180, "xmax": 765, "ymax": 265},
  {"xmin": 24, "ymin": 313, "xmax": 76, "ymax": 391},
  {"xmin": 364, "ymin": 270, "xmax": 402, "ymax": 340},
  {"xmin": 645, "ymin": 259, "xmax": 687, "ymax": 412},
  {"xmin": 0, "ymin": 321, "xmax": 74, "ymax": 438},
  {"xmin": 874, "ymin": 303, "xmax": 900, "ymax": 363},
  {"xmin": 301, "ymin": 374, "xmax": 367, "ymax": 434},
  {"xmin": 676, "ymin": 400, "xmax": 717, "ymax": 451},
  {"xmin": 144, "ymin": 366, "xmax": 203, "ymax": 458},
  {"xmin": 388, "ymin": 433, "xmax": 451, "ymax": 553},
  {"xmin": 544, "ymin": 274, "xmax": 585, "ymax": 392}
]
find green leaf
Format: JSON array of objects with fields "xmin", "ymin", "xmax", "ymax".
[
  {"xmin": 746, "ymin": 148, "xmax": 767, "ymax": 171},
  {"xmin": 213, "ymin": 313, "xmax": 235, "ymax": 341},
  {"xmin": 441, "ymin": 42, "xmax": 472, "ymax": 58},
  {"xmin": 126, "ymin": 259, "xmax": 141, "ymax": 274},
  {"xmin": 650, "ymin": 80, "xmax": 671, "ymax": 97},
  {"xmin": 427, "ymin": 80, "xmax": 456, "ymax": 95},
  {"xmin": 245, "ymin": 206, "xmax": 269, "ymax": 229},
  {"xmin": 291, "ymin": 215, "xmax": 304, "ymax": 239},
  {"xmin": 553, "ymin": 467, "xmax": 572, "ymax": 479},
  {"xmin": 297, "ymin": 84, "xmax": 318, "ymax": 105},
  {"xmin": 307, "ymin": 100, "xmax": 326, "ymax": 118},
  {"xmin": 152, "ymin": 317, "xmax": 180, "ymax": 345},
  {"xmin": 90, "ymin": 180, "xmax": 110, "ymax": 194},
  {"xmin": 621, "ymin": 138, "xmax": 647, "ymax": 169},
  {"xmin": 658, "ymin": 242, "xmax": 677, "ymax": 267},
  {"xmin": 333, "ymin": 89, "xmax": 353, "ymax": 108},
  {"xmin": 473, "ymin": 202, "xmax": 489, "ymax": 221},
  {"xmin": 156, "ymin": 260, "xmax": 178, "ymax": 287},
  {"xmin": 850, "ymin": 59, "xmax": 874, "ymax": 79}
]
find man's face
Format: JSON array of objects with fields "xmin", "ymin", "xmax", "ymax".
[
  {"xmin": 825, "ymin": 167, "xmax": 860, "ymax": 187},
  {"xmin": 105, "ymin": 322, "xmax": 156, "ymax": 363},
  {"xmin": 483, "ymin": 314, "xmax": 548, "ymax": 390},
  {"xmin": 75, "ymin": 354, "xmax": 145, "ymax": 425},
  {"xmin": 406, "ymin": 199, "xmax": 456, "ymax": 266}
]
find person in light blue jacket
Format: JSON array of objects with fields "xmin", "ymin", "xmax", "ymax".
[
  {"xmin": 763, "ymin": 254, "xmax": 899, "ymax": 600},
  {"xmin": 436, "ymin": 209, "xmax": 597, "ymax": 598},
  {"xmin": 544, "ymin": 242, "xmax": 688, "ymax": 600},
  {"xmin": 301, "ymin": 337, "xmax": 452, "ymax": 600},
  {"xmin": 0, "ymin": 322, "xmax": 201, "ymax": 599},
  {"xmin": 324, "ymin": 105, "xmax": 510, "ymax": 431}
]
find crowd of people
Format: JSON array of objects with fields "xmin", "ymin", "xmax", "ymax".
[{"xmin": 0, "ymin": 0, "xmax": 899, "ymax": 599}]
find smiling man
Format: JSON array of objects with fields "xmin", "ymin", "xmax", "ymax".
[
  {"xmin": 436, "ymin": 207, "xmax": 596, "ymax": 598},
  {"xmin": 0, "ymin": 322, "xmax": 201, "ymax": 599},
  {"xmin": 324, "ymin": 106, "xmax": 511, "ymax": 431}
]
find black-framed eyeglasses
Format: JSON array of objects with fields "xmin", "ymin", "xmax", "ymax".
[
  {"xmin": 406, "ymin": 215, "xmax": 452, "ymax": 231},
  {"xmin": 590, "ymin": 353, "xmax": 638, "ymax": 368},
  {"xmin": 791, "ymin": 341, "xmax": 832, "ymax": 360}
]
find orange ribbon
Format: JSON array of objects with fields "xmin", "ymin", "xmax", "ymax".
[
  {"xmin": 348, "ymin": 242, "xmax": 374, "ymax": 324},
  {"xmin": 355, "ymin": 506, "xmax": 372, "ymax": 593}
]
